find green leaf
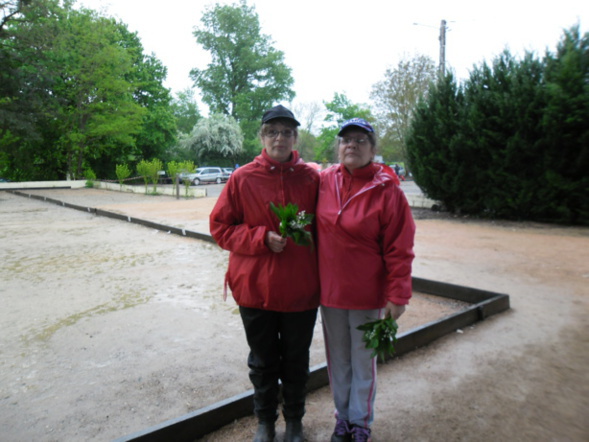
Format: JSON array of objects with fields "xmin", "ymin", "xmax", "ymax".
[
  {"xmin": 357, "ymin": 317, "xmax": 399, "ymax": 363},
  {"xmin": 269, "ymin": 202, "xmax": 314, "ymax": 248}
]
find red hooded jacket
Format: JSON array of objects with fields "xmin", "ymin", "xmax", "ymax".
[
  {"xmin": 210, "ymin": 150, "xmax": 320, "ymax": 312},
  {"xmin": 317, "ymin": 163, "xmax": 415, "ymax": 309}
]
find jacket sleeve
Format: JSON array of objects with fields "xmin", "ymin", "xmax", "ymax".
[
  {"xmin": 209, "ymin": 177, "xmax": 271, "ymax": 256},
  {"xmin": 380, "ymin": 186, "xmax": 416, "ymax": 305}
]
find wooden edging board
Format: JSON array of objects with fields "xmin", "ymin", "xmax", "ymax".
[{"xmin": 12, "ymin": 190, "xmax": 216, "ymax": 243}]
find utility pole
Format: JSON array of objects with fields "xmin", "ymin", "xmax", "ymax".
[
  {"xmin": 439, "ymin": 19, "xmax": 447, "ymax": 77},
  {"xmin": 414, "ymin": 19, "xmax": 449, "ymax": 77}
]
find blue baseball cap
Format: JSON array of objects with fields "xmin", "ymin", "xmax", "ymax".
[{"xmin": 337, "ymin": 118, "xmax": 374, "ymax": 136}]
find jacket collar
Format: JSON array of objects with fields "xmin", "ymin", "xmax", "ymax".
[
  {"xmin": 257, "ymin": 149, "xmax": 302, "ymax": 172},
  {"xmin": 338, "ymin": 162, "xmax": 392, "ymax": 185}
]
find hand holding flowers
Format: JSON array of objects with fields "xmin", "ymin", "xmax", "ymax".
[
  {"xmin": 269, "ymin": 202, "xmax": 314, "ymax": 248},
  {"xmin": 356, "ymin": 316, "xmax": 399, "ymax": 363}
]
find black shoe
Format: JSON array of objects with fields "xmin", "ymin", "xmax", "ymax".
[
  {"xmin": 330, "ymin": 418, "xmax": 352, "ymax": 442},
  {"xmin": 253, "ymin": 421, "xmax": 276, "ymax": 442},
  {"xmin": 284, "ymin": 419, "xmax": 304, "ymax": 442}
]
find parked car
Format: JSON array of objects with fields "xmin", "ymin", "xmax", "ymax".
[
  {"xmin": 222, "ymin": 168, "xmax": 234, "ymax": 180},
  {"xmin": 177, "ymin": 171, "xmax": 194, "ymax": 183},
  {"xmin": 190, "ymin": 167, "xmax": 226, "ymax": 185}
]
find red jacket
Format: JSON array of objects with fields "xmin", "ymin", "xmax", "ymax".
[
  {"xmin": 317, "ymin": 163, "xmax": 415, "ymax": 309},
  {"xmin": 210, "ymin": 150, "xmax": 320, "ymax": 312}
]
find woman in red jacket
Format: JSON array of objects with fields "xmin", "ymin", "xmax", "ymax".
[
  {"xmin": 210, "ymin": 105, "xmax": 319, "ymax": 442},
  {"xmin": 317, "ymin": 118, "xmax": 416, "ymax": 442}
]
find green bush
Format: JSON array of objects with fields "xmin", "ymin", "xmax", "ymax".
[
  {"xmin": 84, "ymin": 168, "xmax": 97, "ymax": 188},
  {"xmin": 136, "ymin": 160, "xmax": 151, "ymax": 194},
  {"xmin": 136, "ymin": 158, "xmax": 164, "ymax": 194},
  {"xmin": 115, "ymin": 164, "xmax": 131, "ymax": 190},
  {"xmin": 179, "ymin": 160, "xmax": 195, "ymax": 197},
  {"xmin": 407, "ymin": 25, "xmax": 588, "ymax": 225},
  {"xmin": 148, "ymin": 158, "xmax": 163, "ymax": 193}
]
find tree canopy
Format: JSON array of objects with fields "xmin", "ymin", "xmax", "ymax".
[
  {"xmin": 0, "ymin": 0, "xmax": 176, "ymax": 181},
  {"xmin": 371, "ymin": 54, "xmax": 437, "ymax": 163},
  {"xmin": 171, "ymin": 88, "xmax": 202, "ymax": 135},
  {"xmin": 315, "ymin": 93, "xmax": 373, "ymax": 163},
  {"xmin": 51, "ymin": 9, "xmax": 147, "ymax": 179},
  {"xmin": 190, "ymin": 0, "xmax": 295, "ymax": 156},
  {"xmin": 407, "ymin": 25, "xmax": 588, "ymax": 225},
  {"xmin": 180, "ymin": 114, "xmax": 243, "ymax": 165},
  {"xmin": 119, "ymin": 23, "xmax": 177, "ymax": 168}
]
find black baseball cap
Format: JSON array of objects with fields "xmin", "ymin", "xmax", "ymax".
[{"xmin": 261, "ymin": 105, "xmax": 300, "ymax": 126}]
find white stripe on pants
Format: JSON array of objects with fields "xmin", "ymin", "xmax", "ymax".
[{"xmin": 321, "ymin": 306, "xmax": 381, "ymax": 428}]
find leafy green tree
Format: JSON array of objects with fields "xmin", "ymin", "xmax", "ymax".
[
  {"xmin": 166, "ymin": 159, "xmax": 189, "ymax": 197},
  {"xmin": 190, "ymin": 0, "xmax": 295, "ymax": 156},
  {"xmin": 315, "ymin": 93, "xmax": 373, "ymax": 163},
  {"xmin": 147, "ymin": 158, "xmax": 163, "ymax": 193},
  {"xmin": 171, "ymin": 88, "xmax": 202, "ymax": 134},
  {"xmin": 1, "ymin": 1, "xmax": 23, "ymax": 33},
  {"xmin": 136, "ymin": 159, "xmax": 151, "ymax": 193},
  {"xmin": 540, "ymin": 25, "xmax": 589, "ymax": 223},
  {"xmin": 79, "ymin": 20, "xmax": 176, "ymax": 180},
  {"xmin": 0, "ymin": 0, "xmax": 64, "ymax": 180},
  {"xmin": 0, "ymin": 0, "xmax": 59, "ymax": 37},
  {"xmin": 1, "ymin": 2, "xmax": 177, "ymax": 181},
  {"xmin": 180, "ymin": 114, "xmax": 243, "ymax": 165},
  {"xmin": 47, "ymin": 7, "xmax": 146, "ymax": 179},
  {"xmin": 115, "ymin": 163, "xmax": 131, "ymax": 189},
  {"xmin": 179, "ymin": 160, "xmax": 196, "ymax": 197},
  {"xmin": 409, "ymin": 53, "xmax": 547, "ymax": 216},
  {"xmin": 371, "ymin": 54, "xmax": 437, "ymax": 163},
  {"xmin": 84, "ymin": 167, "xmax": 96, "ymax": 188},
  {"xmin": 165, "ymin": 159, "xmax": 195, "ymax": 197},
  {"xmin": 407, "ymin": 73, "xmax": 467, "ymax": 210},
  {"xmin": 137, "ymin": 158, "xmax": 163, "ymax": 193},
  {"xmin": 117, "ymin": 23, "xmax": 177, "ymax": 163},
  {"xmin": 465, "ymin": 52, "xmax": 546, "ymax": 217},
  {"xmin": 407, "ymin": 25, "xmax": 588, "ymax": 224},
  {"xmin": 166, "ymin": 160, "xmax": 182, "ymax": 184}
]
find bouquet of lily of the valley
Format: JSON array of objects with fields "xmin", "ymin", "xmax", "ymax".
[
  {"xmin": 357, "ymin": 316, "xmax": 399, "ymax": 363},
  {"xmin": 269, "ymin": 202, "xmax": 314, "ymax": 248}
]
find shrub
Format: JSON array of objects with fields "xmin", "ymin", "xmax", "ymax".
[
  {"xmin": 115, "ymin": 164, "xmax": 131, "ymax": 190},
  {"xmin": 84, "ymin": 168, "xmax": 97, "ymax": 188},
  {"xmin": 407, "ymin": 25, "xmax": 588, "ymax": 225}
]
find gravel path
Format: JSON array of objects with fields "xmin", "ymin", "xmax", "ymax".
[{"xmin": 1, "ymin": 188, "xmax": 587, "ymax": 441}]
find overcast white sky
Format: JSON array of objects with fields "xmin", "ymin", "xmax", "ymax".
[{"xmin": 79, "ymin": 0, "xmax": 587, "ymax": 114}]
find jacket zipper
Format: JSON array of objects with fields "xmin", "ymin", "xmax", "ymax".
[{"xmin": 335, "ymin": 172, "xmax": 386, "ymax": 215}]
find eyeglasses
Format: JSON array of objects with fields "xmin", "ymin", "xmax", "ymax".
[
  {"xmin": 264, "ymin": 129, "xmax": 295, "ymax": 139},
  {"xmin": 339, "ymin": 137, "xmax": 368, "ymax": 146}
]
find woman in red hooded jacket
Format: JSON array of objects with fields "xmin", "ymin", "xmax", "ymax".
[
  {"xmin": 317, "ymin": 118, "xmax": 416, "ymax": 442},
  {"xmin": 210, "ymin": 105, "xmax": 319, "ymax": 442}
]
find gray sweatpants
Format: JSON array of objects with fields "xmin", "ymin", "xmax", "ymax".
[{"xmin": 320, "ymin": 306, "xmax": 382, "ymax": 429}]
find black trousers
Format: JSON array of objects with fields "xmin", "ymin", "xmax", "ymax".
[{"xmin": 239, "ymin": 306, "xmax": 318, "ymax": 422}]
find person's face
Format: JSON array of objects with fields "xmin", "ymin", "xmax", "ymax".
[
  {"xmin": 338, "ymin": 129, "xmax": 375, "ymax": 172},
  {"xmin": 262, "ymin": 122, "xmax": 297, "ymax": 163}
]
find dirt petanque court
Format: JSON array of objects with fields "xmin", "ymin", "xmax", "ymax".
[{"xmin": 0, "ymin": 187, "xmax": 588, "ymax": 441}]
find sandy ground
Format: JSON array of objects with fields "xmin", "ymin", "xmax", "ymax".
[{"xmin": 1, "ymin": 187, "xmax": 588, "ymax": 441}]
